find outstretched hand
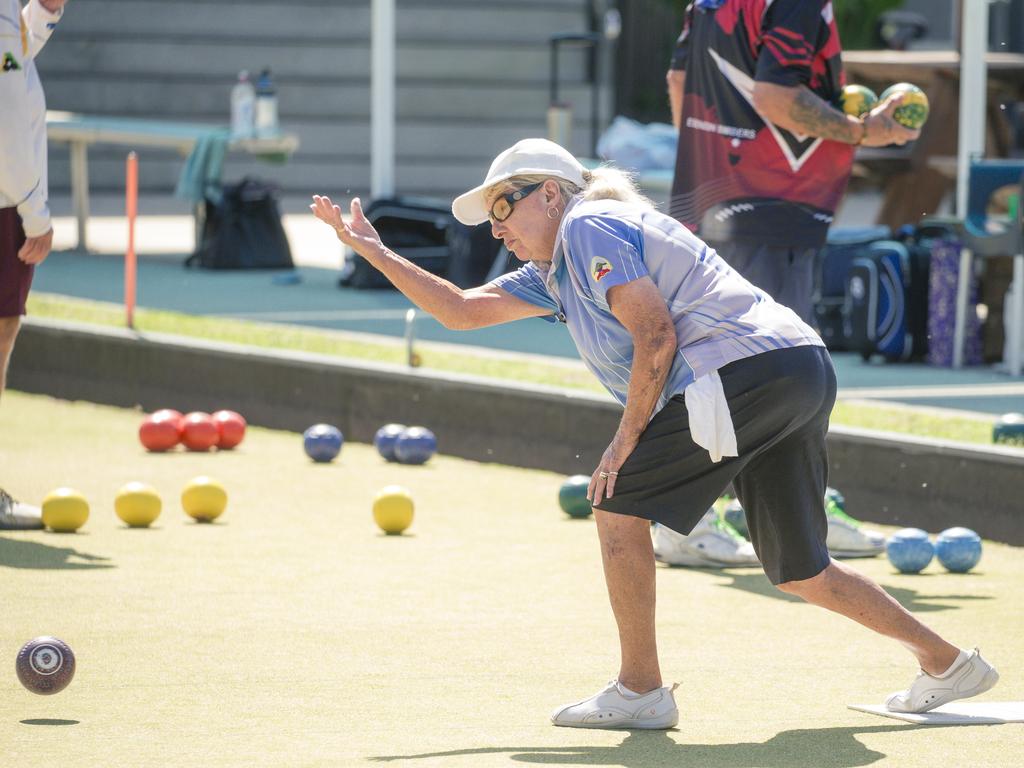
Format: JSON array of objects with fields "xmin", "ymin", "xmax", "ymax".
[
  {"xmin": 310, "ymin": 195, "xmax": 384, "ymax": 258},
  {"xmin": 861, "ymin": 93, "xmax": 921, "ymax": 147}
]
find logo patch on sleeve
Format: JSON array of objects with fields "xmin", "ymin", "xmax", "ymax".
[
  {"xmin": 2, "ymin": 52, "xmax": 21, "ymax": 72},
  {"xmin": 590, "ymin": 257, "xmax": 613, "ymax": 282}
]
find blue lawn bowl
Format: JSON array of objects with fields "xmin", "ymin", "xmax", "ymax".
[
  {"xmin": 886, "ymin": 528, "xmax": 935, "ymax": 574},
  {"xmin": 935, "ymin": 527, "xmax": 983, "ymax": 573},
  {"xmin": 373, "ymin": 423, "xmax": 408, "ymax": 462},
  {"xmin": 303, "ymin": 424, "xmax": 343, "ymax": 463},
  {"xmin": 394, "ymin": 426, "xmax": 437, "ymax": 465}
]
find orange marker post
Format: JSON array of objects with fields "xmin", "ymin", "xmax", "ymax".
[{"xmin": 125, "ymin": 151, "xmax": 138, "ymax": 329}]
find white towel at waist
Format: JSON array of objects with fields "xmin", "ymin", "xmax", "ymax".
[{"xmin": 683, "ymin": 371, "xmax": 738, "ymax": 463}]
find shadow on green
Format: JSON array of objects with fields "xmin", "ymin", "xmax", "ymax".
[
  {"xmin": 368, "ymin": 724, "xmax": 976, "ymax": 767},
  {"xmin": 702, "ymin": 570, "xmax": 993, "ymax": 613},
  {"xmin": 21, "ymin": 719, "xmax": 80, "ymax": 726},
  {"xmin": 0, "ymin": 536, "xmax": 114, "ymax": 570}
]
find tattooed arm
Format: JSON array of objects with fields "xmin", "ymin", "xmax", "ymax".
[{"xmin": 751, "ymin": 82, "xmax": 920, "ymax": 147}]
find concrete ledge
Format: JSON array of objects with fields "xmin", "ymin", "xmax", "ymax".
[{"xmin": 11, "ymin": 318, "xmax": 1024, "ymax": 544}]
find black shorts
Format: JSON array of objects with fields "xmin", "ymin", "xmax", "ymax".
[
  {"xmin": 595, "ymin": 345, "xmax": 836, "ymax": 585},
  {"xmin": 0, "ymin": 207, "xmax": 33, "ymax": 318},
  {"xmin": 707, "ymin": 239, "xmax": 819, "ymax": 324}
]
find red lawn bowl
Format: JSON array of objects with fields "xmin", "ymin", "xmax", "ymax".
[
  {"xmin": 151, "ymin": 408, "xmax": 184, "ymax": 436},
  {"xmin": 181, "ymin": 412, "xmax": 219, "ymax": 452},
  {"xmin": 212, "ymin": 410, "xmax": 247, "ymax": 449},
  {"xmin": 139, "ymin": 413, "xmax": 181, "ymax": 452}
]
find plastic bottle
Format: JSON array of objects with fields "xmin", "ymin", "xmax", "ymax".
[
  {"xmin": 230, "ymin": 70, "xmax": 256, "ymax": 139},
  {"xmin": 255, "ymin": 68, "xmax": 279, "ymax": 138}
]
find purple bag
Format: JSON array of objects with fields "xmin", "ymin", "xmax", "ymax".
[{"xmin": 926, "ymin": 237, "xmax": 983, "ymax": 367}]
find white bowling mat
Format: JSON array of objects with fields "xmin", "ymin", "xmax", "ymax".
[{"xmin": 849, "ymin": 701, "xmax": 1024, "ymax": 725}]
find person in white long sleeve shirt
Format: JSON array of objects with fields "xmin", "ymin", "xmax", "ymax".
[{"xmin": 0, "ymin": 0, "xmax": 67, "ymax": 529}]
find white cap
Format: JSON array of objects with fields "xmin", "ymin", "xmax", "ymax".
[{"xmin": 451, "ymin": 138, "xmax": 587, "ymax": 225}]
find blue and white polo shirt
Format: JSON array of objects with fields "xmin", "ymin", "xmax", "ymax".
[{"xmin": 492, "ymin": 196, "xmax": 823, "ymax": 413}]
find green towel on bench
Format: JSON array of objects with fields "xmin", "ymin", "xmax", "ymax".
[{"xmin": 175, "ymin": 128, "xmax": 231, "ymax": 204}]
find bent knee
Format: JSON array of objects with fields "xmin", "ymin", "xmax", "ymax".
[{"xmin": 776, "ymin": 564, "xmax": 833, "ymax": 596}]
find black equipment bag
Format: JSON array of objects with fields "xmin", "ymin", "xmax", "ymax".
[
  {"xmin": 342, "ymin": 197, "xmax": 454, "ymax": 289},
  {"xmin": 844, "ymin": 240, "xmax": 930, "ymax": 361},
  {"xmin": 188, "ymin": 177, "xmax": 294, "ymax": 270},
  {"xmin": 446, "ymin": 221, "xmax": 507, "ymax": 288},
  {"xmin": 813, "ymin": 226, "xmax": 890, "ymax": 350}
]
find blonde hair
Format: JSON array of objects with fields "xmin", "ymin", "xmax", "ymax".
[{"xmin": 490, "ymin": 165, "xmax": 654, "ymax": 210}]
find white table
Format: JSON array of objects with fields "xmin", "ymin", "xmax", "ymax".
[{"xmin": 46, "ymin": 111, "xmax": 300, "ymax": 251}]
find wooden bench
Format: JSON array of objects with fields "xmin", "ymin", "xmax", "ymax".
[{"xmin": 46, "ymin": 111, "xmax": 300, "ymax": 251}]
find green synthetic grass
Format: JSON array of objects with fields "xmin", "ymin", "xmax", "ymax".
[
  {"xmin": 26, "ymin": 292, "xmax": 1000, "ymax": 445},
  {"xmin": 1, "ymin": 391, "xmax": 1022, "ymax": 767},
  {"xmin": 830, "ymin": 401, "xmax": 994, "ymax": 445}
]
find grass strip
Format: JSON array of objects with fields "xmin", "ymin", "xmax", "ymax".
[{"xmin": 28, "ymin": 292, "xmax": 999, "ymax": 446}]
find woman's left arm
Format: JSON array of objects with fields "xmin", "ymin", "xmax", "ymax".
[{"xmin": 589, "ymin": 276, "xmax": 678, "ymax": 506}]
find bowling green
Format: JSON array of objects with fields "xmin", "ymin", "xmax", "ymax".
[{"xmin": 1, "ymin": 391, "xmax": 1022, "ymax": 767}]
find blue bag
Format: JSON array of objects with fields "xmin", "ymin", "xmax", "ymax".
[{"xmin": 844, "ymin": 240, "xmax": 929, "ymax": 361}]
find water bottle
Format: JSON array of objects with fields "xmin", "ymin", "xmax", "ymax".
[
  {"xmin": 230, "ymin": 70, "xmax": 255, "ymax": 138},
  {"xmin": 255, "ymin": 68, "xmax": 279, "ymax": 138}
]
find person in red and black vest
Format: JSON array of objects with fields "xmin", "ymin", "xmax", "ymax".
[{"xmin": 667, "ymin": 0, "xmax": 916, "ymax": 323}]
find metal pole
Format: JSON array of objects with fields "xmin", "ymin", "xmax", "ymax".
[
  {"xmin": 952, "ymin": 0, "xmax": 990, "ymax": 368},
  {"xmin": 70, "ymin": 141, "xmax": 89, "ymax": 251},
  {"xmin": 371, "ymin": 0, "xmax": 396, "ymax": 199},
  {"xmin": 404, "ymin": 308, "xmax": 420, "ymax": 367},
  {"xmin": 956, "ymin": 0, "xmax": 989, "ymax": 218}
]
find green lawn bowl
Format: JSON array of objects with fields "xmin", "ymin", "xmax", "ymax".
[{"xmin": 558, "ymin": 475, "xmax": 593, "ymax": 519}]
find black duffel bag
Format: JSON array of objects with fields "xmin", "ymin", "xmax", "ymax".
[
  {"xmin": 187, "ymin": 177, "xmax": 294, "ymax": 269},
  {"xmin": 341, "ymin": 197, "xmax": 452, "ymax": 289}
]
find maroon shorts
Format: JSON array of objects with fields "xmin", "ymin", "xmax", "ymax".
[{"xmin": 0, "ymin": 207, "xmax": 34, "ymax": 317}]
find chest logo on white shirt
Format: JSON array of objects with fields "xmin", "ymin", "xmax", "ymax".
[
  {"xmin": 590, "ymin": 257, "xmax": 613, "ymax": 282},
  {"xmin": 2, "ymin": 52, "xmax": 21, "ymax": 72}
]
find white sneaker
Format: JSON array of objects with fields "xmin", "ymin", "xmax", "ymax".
[
  {"xmin": 0, "ymin": 488, "xmax": 44, "ymax": 531},
  {"xmin": 825, "ymin": 502, "xmax": 885, "ymax": 558},
  {"xmin": 551, "ymin": 680, "xmax": 679, "ymax": 729},
  {"xmin": 652, "ymin": 510, "xmax": 759, "ymax": 567},
  {"xmin": 886, "ymin": 648, "xmax": 999, "ymax": 713}
]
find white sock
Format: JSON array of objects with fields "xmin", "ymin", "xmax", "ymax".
[
  {"xmin": 934, "ymin": 649, "xmax": 970, "ymax": 679},
  {"xmin": 616, "ymin": 682, "xmax": 643, "ymax": 697}
]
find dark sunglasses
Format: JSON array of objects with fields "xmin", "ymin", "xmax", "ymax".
[{"xmin": 488, "ymin": 183, "xmax": 542, "ymax": 223}]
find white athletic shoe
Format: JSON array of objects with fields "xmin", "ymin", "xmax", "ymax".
[
  {"xmin": 0, "ymin": 488, "xmax": 44, "ymax": 531},
  {"xmin": 825, "ymin": 502, "xmax": 885, "ymax": 558},
  {"xmin": 550, "ymin": 680, "xmax": 679, "ymax": 729},
  {"xmin": 652, "ymin": 510, "xmax": 759, "ymax": 567},
  {"xmin": 886, "ymin": 648, "xmax": 999, "ymax": 713}
]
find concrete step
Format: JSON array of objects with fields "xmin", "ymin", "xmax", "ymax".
[
  {"xmin": 38, "ymin": 36, "xmax": 590, "ymax": 82},
  {"xmin": 37, "ymin": 0, "xmax": 602, "ymax": 201},
  {"xmin": 55, "ymin": 0, "xmax": 586, "ymax": 43},
  {"xmin": 42, "ymin": 76, "xmax": 599, "ymax": 121}
]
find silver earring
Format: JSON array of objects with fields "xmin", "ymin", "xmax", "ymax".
[{"xmin": 546, "ymin": 207, "xmax": 561, "ymax": 220}]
